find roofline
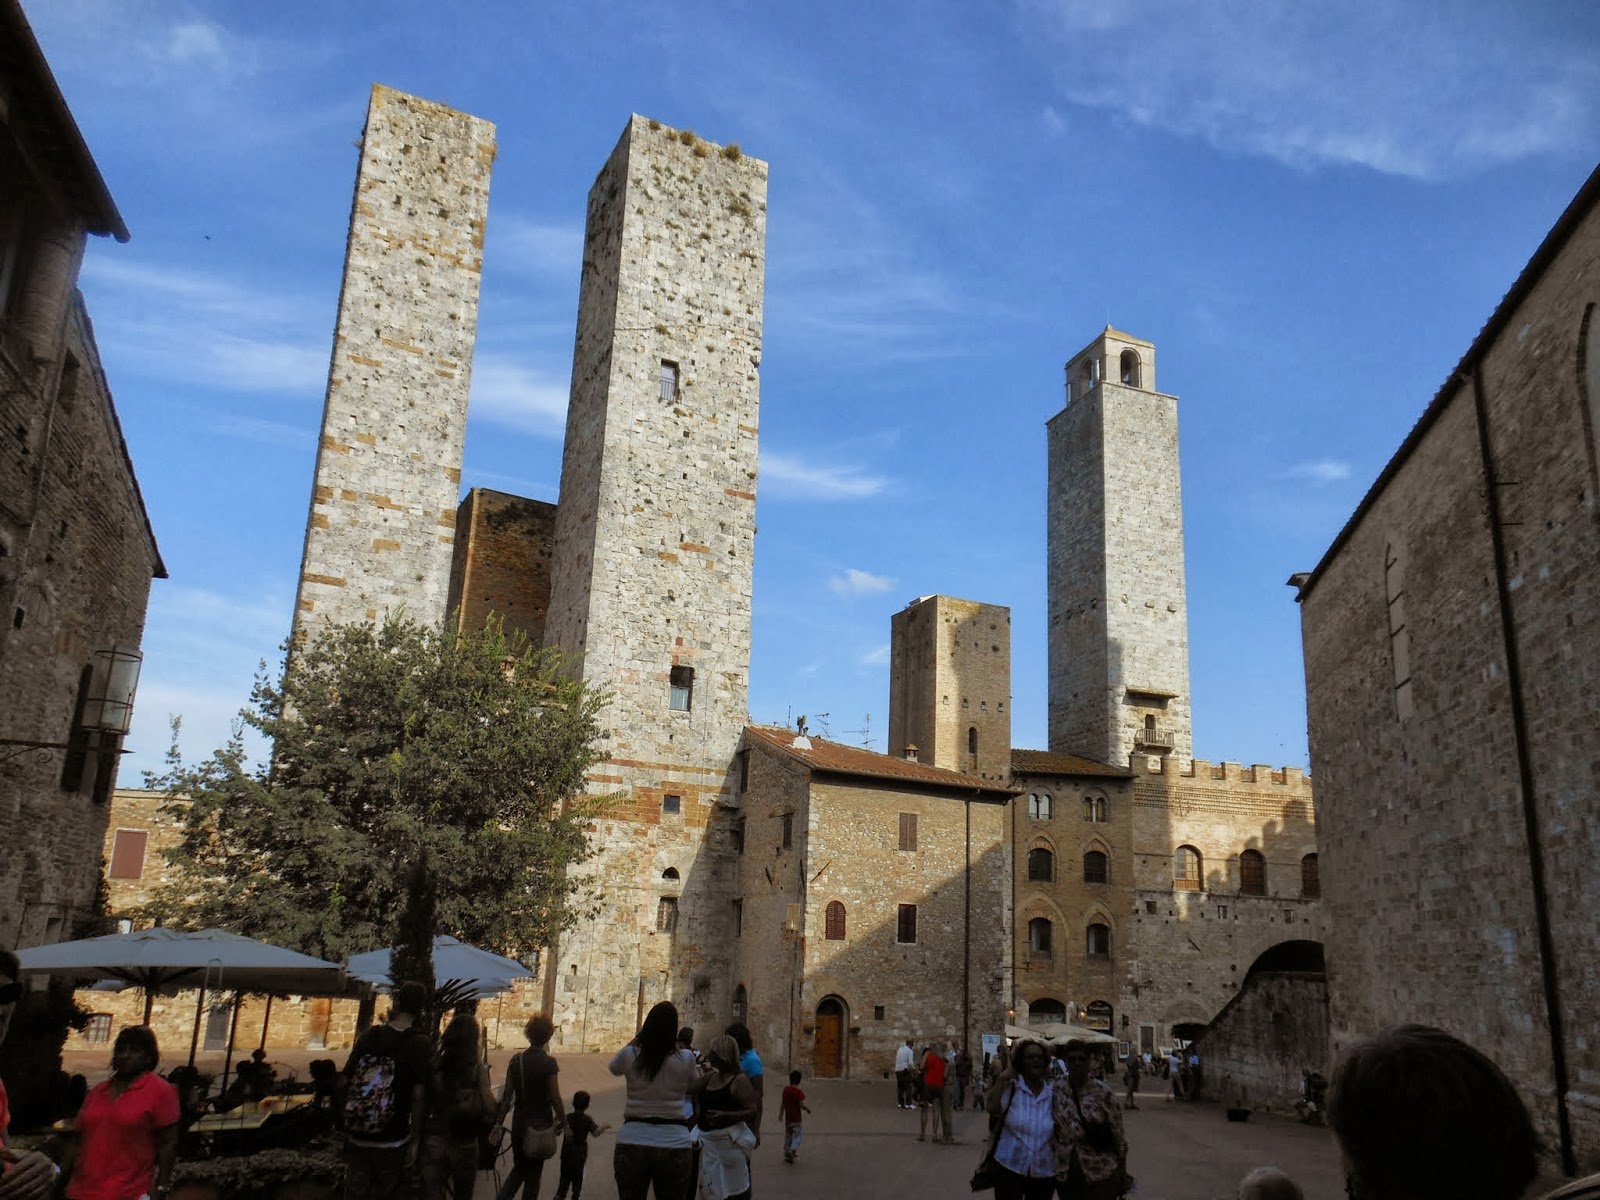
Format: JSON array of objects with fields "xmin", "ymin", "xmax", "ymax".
[
  {"xmin": 808, "ymin": 764, "xmax": 1018, "ymax": 802},
  {"xmin": 1295, "ymin": 160, "xmax": 1600, "ymax": 603},
  {"xmin": 3, "ymin": 0, "xmax": 129, "ymax": 242}
]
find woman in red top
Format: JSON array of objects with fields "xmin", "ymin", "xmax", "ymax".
[{"xmin": 67, "ymin": 1026, "xmax": 179, "ymax": 1200}]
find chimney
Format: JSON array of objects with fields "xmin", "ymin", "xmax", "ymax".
[{"xmin": 903, "ymin": 744, "xmax": 919, "ymax": 763}]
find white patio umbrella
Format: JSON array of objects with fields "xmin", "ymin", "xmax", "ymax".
[
  {"xmin": 16, "ymin": 927, "xmax": 347, "ymax": 1074},
  {"xmin": 344, "ymin": 934, "xmax": 530, "ymax": 995}
]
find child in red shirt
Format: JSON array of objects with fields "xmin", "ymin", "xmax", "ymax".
[{"xmin": 780, "ymin": 1070, "xmax": 811, "ymax": 1164}]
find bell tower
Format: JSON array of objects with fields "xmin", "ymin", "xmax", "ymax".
[{"xmin": 1046, "ymin": 327, "xmax": 1192, "ymax": 766}]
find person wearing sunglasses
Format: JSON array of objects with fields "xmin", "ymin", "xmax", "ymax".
[{"xmin": 0, "ymin": 951, "xmax": 61, "ymax": 1200}]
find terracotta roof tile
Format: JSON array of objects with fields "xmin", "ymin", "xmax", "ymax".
[
  {"xmin": 745, "ymin": 726, "xmax": 1017, "ymax": 798},
  {"xmin": 1010, "ymin": 748, "xmax": 1133, "ymax": 779}
]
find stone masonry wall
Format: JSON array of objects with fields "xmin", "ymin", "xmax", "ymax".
[
  {"xmin": 1127, "ymin": 757, "xmax": 1321, "ymax": 1053},
  {"xmin": 1048, "ymin": 329, "xmax": 1192, "ymax": 766},
  {"xmin": 792, "ymin": 777, "xmax": 1009, "ymax": 1080},
  {"xmin": 1299, "ymin": 190, "xmax": 1600, "ymax": 1168},
  {"xmin": 889, "ymin": 595, "xmax": 1012, "ymax": 781},
  {"xmin": 446, "ymin": 487, "xmax": 557, "ymax": 644},
  {"xmin": 1, "ymin": 298, "xmax": 160, "ymax": 952},
  {"xmin": 543, "ymin": 117, "xmax": 767, "ymax": 1052},
  {"xmin": 292, "ymin": 85, "xmax": 495, "ymax": 641},
  {"xmin": 1196, "ymin": 971, "xmax": 1329, "ymax": 1114}
]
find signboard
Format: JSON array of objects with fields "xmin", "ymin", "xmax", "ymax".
[
  {"xmin": 1084, "ymin": 1000, "xmax": 1114, "ymax": 1033},
  {"xmin": 981, "ymin": 1033, "xmax": 1002, "ymax": 1066}
]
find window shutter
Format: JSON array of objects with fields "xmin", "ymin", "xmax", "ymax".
[{"xmin": 108, "ymin": 829, "xmax": 148, "ymax": 880}]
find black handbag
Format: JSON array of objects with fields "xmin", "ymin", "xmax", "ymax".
[{"xmin": 970, "ymin": 1081, "xmax": 1017, "ymax": 1192}]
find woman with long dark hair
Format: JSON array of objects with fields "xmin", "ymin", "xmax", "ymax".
[
  {"xmin": 608, "ymin": 1001, "xmax": 701, "ymax": 1200},
  {"xmin": 423, "ymin": 1014, "xmax": 495, "ymax": 1200}
]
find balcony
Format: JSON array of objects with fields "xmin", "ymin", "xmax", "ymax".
[{"xmin": 1135, "ymin": 726, "xmax": 1174, "ymax": 750}]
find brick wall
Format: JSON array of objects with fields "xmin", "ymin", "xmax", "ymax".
[
  {"xmin": 447, "ymin": 488, "xmax": 557, "ymax": 644},
  {"xmin": 1, "ymin": 297, "xmax": 161, "ymax": 952},
  {"xmin": 1299, "ymin": 179, "xmax": 1600, "ymax": 1169},
  {"xmin": 889, "ymin": 596, "xmax": 1013, "ymax": 781}
]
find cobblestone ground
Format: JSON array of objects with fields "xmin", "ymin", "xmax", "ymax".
[{"xmin": 63, "ymin": 1049, "xmax": 1345, "ymax": 1200}]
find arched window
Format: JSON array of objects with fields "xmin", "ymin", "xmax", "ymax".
[
  {"xmin": 1120, "ymin": 349, "xmax": 1140, "ymax": 387},
  {"xmin": 1027, "ymin": 847, "xmax": 1055, "ymax": 882},
  {"xmin": 1029, "ymin": 793, "xmax": 1054, "ymax": 820},
  {"xmin": 967, "ymin": 726, "xmax": 978, "ymax": 765},
  {"xmin": 661, "ymin": 867, "xmax": 679, "ymax": 880},
  {"xmin": 1173, "ymin": 845, "xmax": 1202, "ymax": 891},
  {"xmin": 1028, "ymin": 917, "xmax": 1053, "ymax": 958},
  {"xmin": 1239, "ymin": 849, "xmax": 1266, "ymax": 896},
  {"xmin": 1083, "ymin": 795, "xmax": 1107, "ymax": 823},
  {"xmin": 1300, "ymin": 853, "xmax": 1320, "ymax": 899},
  {"xmin": 1086, "ymin": 923, "xmax": 1111, "ymax": 958},
  {"xmin": 1083, "ymin": 850, "xmax": 1108, "ymax": 884},
  {"xmin": 824, "ymin": 900, "xmax": 846, "ymax": 940}
]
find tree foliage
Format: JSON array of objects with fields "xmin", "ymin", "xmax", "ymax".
[{"xmin": 147, "ymin": 615, "xmax": 606, "ymax": 962}]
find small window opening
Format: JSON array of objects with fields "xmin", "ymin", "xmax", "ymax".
[
  {"xmin": 662, "ymin": 794, "xmax": 681, "ymax": 815},
  {"xmin": 1083, "ymin": 849, "xmax": 1108, "ymax": 884},
  {"xmin": 1301, "ymin": 853, "xmax": 1320, "ymax": 899},
  {"xmin": 873, "ymin": 1005, "xmax": 886, "ymax": 1021},
  {"xmin": 656, "ymin": 896, "xmax": 679, "ymax": 933},
  {"xmin": 1028, "ymin": 917, "xmax": 1053, "ymax": 958},
  {"xmin": 660, "ymin": 360, "xmax": 680, "ymax": 401},
  {"xmin": 1027, "ymin": 847, "xmax": 1054, "ymax": 882},
  {"xmin": 1239, "ymin": 848, "xmax": 1266, "ymax": 896},
  {"xmin": 662, "ymin": 867, "xmax": 680, "ymax": 881},
  {"xmin": 1173, "ymin": 845, "xmax": 1202, "ymax": 891},
  {"xmin": 1084, "ymin": 795, "xmax": 1107, "ymax": 823},
  {"xmin": 669, "ymin": 665, "xmax": 694, "ymax": 711},
  {"xmin": 898, "ymin": 812, "xmax": 918, "ymax": 852},
  {"xmin": 1119, "ymin": 348, "xmax": 1141, "ymax": 387},
  {"xmin": 1087, "ymin": 922, "xmax": 1111, "ymax": 958},
  {"xmin": 896, "ymin": 904, "xmax": 918, "ymax": 944},
  {"xmin": 825, "ymin": 900, "xmax": 846, "ymax": 940},
  {"xmin": 781, "ymin": 813, "xmax": 793, "ymax": 849}
]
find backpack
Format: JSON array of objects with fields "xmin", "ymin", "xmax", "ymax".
[{"xmin": 342, "ymin": 1047, "xmax": 399, "ymax": 1136}]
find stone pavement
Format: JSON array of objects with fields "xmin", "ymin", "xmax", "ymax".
[{"xmin": 61, "ymin": 1048, "xmax": 1343, "ymax": 1199}]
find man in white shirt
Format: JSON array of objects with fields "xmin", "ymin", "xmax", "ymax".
[{"xmin": 894, "ymin": 1040, "xmax": 915, "ymax": 1108}]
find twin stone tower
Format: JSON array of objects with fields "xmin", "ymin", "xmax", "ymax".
[{"xmin": 291, "ymin": 85, "xmax": 1189, "ymax": 1049}]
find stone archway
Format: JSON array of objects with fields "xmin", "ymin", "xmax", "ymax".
[{"xmin": 813, "ymin": 996, "xmax": 847, "ymax": 1078}]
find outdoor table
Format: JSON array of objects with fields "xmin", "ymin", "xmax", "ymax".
[{"xmin": 190, "ymin": 1093, "xmax": 314, "ymax": 1134}]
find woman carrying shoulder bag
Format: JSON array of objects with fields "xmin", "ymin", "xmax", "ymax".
[
  {"xmin": 982, "ymin": 1039, "xmax": 1057, "ymax": 1200},
  {"xmin": 1053, "ymin": 1040, "xmax": 1128, "ymax": 1200},
  {"xmin": 496, "ymin": 1015, "xmax": 565, "ymax": 1200},
  {"xmin": 697, "ymin": 1035, "xmax": 758, "ymax": 1200}
]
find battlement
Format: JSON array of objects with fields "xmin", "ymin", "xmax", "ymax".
[{"xmin": 1133, "ymin": 754, "xmax": 1310, "ymax": 789}]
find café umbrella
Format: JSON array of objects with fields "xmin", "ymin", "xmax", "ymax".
[
  {"xmin": 345, "ymin": 934, "xmax": 530, "ymax": 996},
  {"xmin": 14, "ymin": 926, "xmax": 346, "ymax": 1065}
]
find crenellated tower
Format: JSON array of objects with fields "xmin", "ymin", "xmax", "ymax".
[{"xmin": 1047, "ymin": 328, "xmax": 1192, "ymax": 766}]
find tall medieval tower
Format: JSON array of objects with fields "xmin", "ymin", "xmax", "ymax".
[
  {"xmin": 1047, "ymin": 328, "xmax": 1192, "ymax": 766},
  {"xmin": 888, "ymin": 595, "xmax": 1012, "ymax": 781},
  {"xmin": 292, "ymin": 86, "xmax": 494, "ymax": 641},
  {"xmin": 543, "ymin": 117, "xmax": 767, "ymax": 1049}
]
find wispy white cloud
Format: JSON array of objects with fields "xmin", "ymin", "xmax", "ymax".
[
  {"xmin": 80, "ymin": 255, "xmax": 329, "ymax": 395},
  {"xmin": 829, "ymin": 568, "xmax": 895, "ymax": 597},
  {"xmin": 211, "ymin": 415, "xmax": 310, "ymax": 448},
  {"xmin": 1041, "ymin": 105, "xmax": 1068, "ymax": 137},
  {"xmin": 860, "ymin": 644, "xmax": 890, "ymax": 668},
  {"xmin": 491, "ymin": 217, "xmax": 584, "ymax": 280},
  {"xmin": 124, "ymin": 584, "xmax": 291, "ymax": 778},
  {"xmin": 1021, "ymin": 0, "xmax": 1600, "ymax": 179},
  {"xmin": 467, "ymin": 355, "xmax": 569, "ymax": 437},
  {"xmin": 1283, "ymin": 459, "xmax": 1353, "ymax": 485},
  {"xmin": 760, "ymin": 451, "xmax": 888, "ymax": 500},
  {"xmin": 25, "ymin": 2, "xmax": 253, "ymax": 85}
]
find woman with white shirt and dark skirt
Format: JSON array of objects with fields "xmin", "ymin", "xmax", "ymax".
[
  {"xmin": 985, "ymin": 1039, "xmax": 1058, "ymax": 1200},
  {"xmin": 609, "ymin": 1001, "xmax": 702, "ymax": 1200}
]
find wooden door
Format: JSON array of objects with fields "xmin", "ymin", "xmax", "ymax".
[
  {"xmin": 307, "ymin": 998, "xmax": 333, "ymax": 1049},
  {"xmin": 813, "ymin": 1003, "xmax": 843, "ymax": 1078}
]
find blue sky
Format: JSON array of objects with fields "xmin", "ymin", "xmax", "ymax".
[{"xmin": 24, "ymin": 0, "xmax": 1600, "ymax": 779}]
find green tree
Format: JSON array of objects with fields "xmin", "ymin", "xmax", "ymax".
[{"xmin": 147, "ymin": 615, "xmax": 606, "ymax": 962}]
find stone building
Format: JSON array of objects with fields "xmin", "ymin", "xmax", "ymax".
[
  {"xmin": 0, "ymin": 1, "xmax": 164, "ymax": 953},
  {"xmin": 291, "ymin": 84, "xmax": 495, "ymax": 643},
  {"xmin": 734, "ymin": 726, "xmax": 1012, "ymax": 1078},
  {"xmin": 445, "ymin": 488, "xmax": 556, "ymax": 643},
  {"xmin": 1294, "ymin": 164, "xmax": 1600, "ymax": 1172}
]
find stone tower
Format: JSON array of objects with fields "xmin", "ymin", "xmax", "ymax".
[
  {"xmin": 888, "ymin": 595, "xmax": 1012, "ymax": 781},
  {"xmin": 291, "ymin": 85, "xmax": 495, "ymax": 641},
  {"xmin": 543, "ymin": 117, "xmax": 767, "ymax": 1048},
  {"xmin": 1047, "ymin": 328, "xmax": 1192, "ymax": 765}
]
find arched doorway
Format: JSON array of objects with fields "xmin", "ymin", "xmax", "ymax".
[
  {"xmin": 1244, "ymin": 940, "xmax": 1325, "ymax": 980},
  {"xmin": 813, "ymin": 997, "xmax": 846, "ymax": 1078},
  {"xmin": 1027, "ymin": 997, "xmax": 1066, "ymax": 1021}
]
